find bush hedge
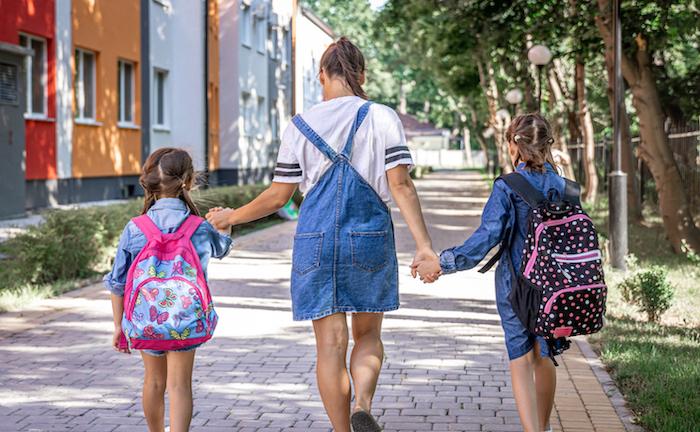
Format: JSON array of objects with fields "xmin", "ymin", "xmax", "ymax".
[{"xmin": 0, "ymin": 184, "xmax": 277, "ymax": 293}]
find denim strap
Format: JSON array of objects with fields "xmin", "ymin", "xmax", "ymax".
[
  {"xmin": 341, "ymin": 101, "xmax": 373, "ymax": 158},
  {"xmin": 292, "ymin": 114, "xmax": 338, "ymax": 162}
]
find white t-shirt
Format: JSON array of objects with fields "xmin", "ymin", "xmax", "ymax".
[{"xmin": 273, "ymin": 96, "xmax": 413, "ymax": 203}]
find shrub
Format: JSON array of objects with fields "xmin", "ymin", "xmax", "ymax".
[
  {"xmin": 0, "ymin": 184, "xmax": 281, "ymax": 292},
  {"xmin": 619, "ymin": 266, "xmax": 674, "ymax": 323}
]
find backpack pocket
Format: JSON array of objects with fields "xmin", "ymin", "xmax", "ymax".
[
  {"xmin": 552, "ymin": 249, "xmax": 603, "ymax": 285},
  {"xmin": 537, "ymin": 283, "xmax": 607, "ymax": 337},
  {"xmin": 350, "ymin": 231, "xmax": 389, "ymax": 272},
  {"xmin": 293, "ymin": 232, "xmax": 324, "ymax": 275}
]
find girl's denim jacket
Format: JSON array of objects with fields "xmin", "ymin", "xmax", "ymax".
[
  {"xmin": 439, "ymin": 163, "xmax": 565, "ymax": 275},
  {"xmin": 103, "ymin": 198, "xmax": 232, "ymax": 296}
]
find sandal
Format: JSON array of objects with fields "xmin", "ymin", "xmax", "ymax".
[{"xmin": 351, "ymin": 410, "xmax": 382, "ymax": 432}]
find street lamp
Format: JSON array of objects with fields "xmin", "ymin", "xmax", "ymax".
[
  {"xmin": 528, "ymin": 45, "xmax": 552, "ymax": 111},
  {"xmin": 505, "ymin": 88, "xmax": 523, "ymax": 116}
]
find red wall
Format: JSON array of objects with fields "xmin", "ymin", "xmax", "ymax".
[{"xmin": 0, "ymin": 0, "xmax": 57, "ymax": 180}]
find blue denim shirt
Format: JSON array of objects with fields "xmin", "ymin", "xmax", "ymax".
[
  {"xmin": 440, "ymin": 163, "xmax": 565, "ymax": 275},
  {"xmin": 103, "ymin": 198, "xmax": 233, "ymax": 296}
]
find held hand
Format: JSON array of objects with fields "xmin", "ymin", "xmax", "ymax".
[
  {"xmin": 411, "ymin": 247, "xmax": 442, "ymax": 283},
  {"xmin": 112, "ymin": 328, "xmax": 130, "ymax": 354},
  {"xmin": 206, "ymin": 207, "xmax": 235, "ymax": 232}
]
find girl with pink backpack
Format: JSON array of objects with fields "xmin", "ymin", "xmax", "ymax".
[{"xmin": 104, "ymin": 148, "xmax": 232, "ymax": 432}]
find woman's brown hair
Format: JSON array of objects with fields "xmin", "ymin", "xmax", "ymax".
[
  {"xmin": 505, "ymin": 113, "xmax": 558, "ymax": 173},
  {"xmin": 140, "ymin": 147, "xmax": 199, "ymax": 216},
  {"xmin": 319, "ymin": 36, "xmax": 368, "ymax": 99}
]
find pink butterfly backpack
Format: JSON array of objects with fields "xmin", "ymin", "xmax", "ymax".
[{"xmin": 121, "ymin": 214, "xmax": 218, "ymax": 350}]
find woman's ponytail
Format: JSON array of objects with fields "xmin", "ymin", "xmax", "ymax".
[{"xmin": 320, "ymin": 36, "xmax": 368, "ymax": 99}]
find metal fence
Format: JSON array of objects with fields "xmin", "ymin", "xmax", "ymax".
[{"xmin": 568, "ymin": 119, "xmax": 700, "ymax": 212}]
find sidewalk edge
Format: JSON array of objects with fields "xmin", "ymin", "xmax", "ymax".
[{"xmin": 577, "ymin": 337, "xmax": 643, "ymax": 432}]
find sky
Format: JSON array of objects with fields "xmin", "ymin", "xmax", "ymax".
[{"xmin": 369, "ymin": 0, "xmax": 388, "ymax": 10}]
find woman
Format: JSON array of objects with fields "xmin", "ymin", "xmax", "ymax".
[{"xmin": 207, "ymin": 37, "xmax": 436, "ymax": 432}]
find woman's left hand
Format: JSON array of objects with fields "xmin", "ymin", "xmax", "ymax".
[{"xmin": 206, "ymin": 207, "xmax": 235, "ymax": 231}]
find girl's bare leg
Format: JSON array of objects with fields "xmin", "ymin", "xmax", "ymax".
[
  {"xmin": 533, "ymin": 342, "xmax": 556, "ymax": 430},
  {"xmin": 165, "ymin": 350, "xmax": 196, "ymax": 432},
  {"xmin": 509, "ymin": 349, "xmax": 540, "ymax": 432},
  {"xmin": 141, "ymin": 352, "xmax": 167, "ymax": 432}
]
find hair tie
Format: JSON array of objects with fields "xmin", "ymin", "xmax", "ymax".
[
  {"xmin": 547, "ymin": 137, "xmax": 555, "ymax": 145},
  {"xmin": 514, "ymin": 134, "xmax": 523, "ymax": 143}
]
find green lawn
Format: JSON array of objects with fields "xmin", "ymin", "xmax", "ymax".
[{"xmin": 586, "ymin": 200, "xmax": 700, "ymax": 431}]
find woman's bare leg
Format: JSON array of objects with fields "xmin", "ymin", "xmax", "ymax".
[
  {"xmin": 349, "ymin": 313, "xmax": 384, "ymax": 414},
  {"xmin": 165, "ymin": 350, "xmax": 196, "ymax": 432},
  {"xmin": 510, "ymin": 349, "xmax": 540, "ymax": 432},
  {"xmin": 533, "ymin": 342, "xmax": 556, "ymax": 430},
  {"xmin": 313, "ymin": 313, "xmax": 352, "ymax": 432},
  {"xmin": 141, "ymin": 352, "xmax": 167, "ymax": 432}
]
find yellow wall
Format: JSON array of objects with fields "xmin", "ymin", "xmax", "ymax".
[
  {"xmin": 208, "ymin": 0, "xmax": 220, "ymax": 171},
  {"xmin": 72, "ymin": 0, "xmax": 141, "ymax": 178}
]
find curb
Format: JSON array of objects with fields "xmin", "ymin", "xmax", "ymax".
[{"xmin": 576, "ymin": 337, "xmax": 644, "ymax": 432}]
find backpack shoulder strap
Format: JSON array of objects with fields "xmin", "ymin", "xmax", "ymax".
[
  {"xmin": 176, "ymin": 215, "xmax": 204, "ymax": 240},
  {"xmin": 132, "ymin": 215, "xmax": 163, "ymax": 241},
  {"xmin": 563, "ymin": 178, "xmax": 582, "ymax": 206},
  {"xmin": 499, "ymin": 172, "xmax": 545, "ymax": 208}
]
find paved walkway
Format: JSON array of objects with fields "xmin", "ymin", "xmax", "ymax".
[{"xmin": 0, "ymin": 171, "xmax": 634, "ymax": 431}]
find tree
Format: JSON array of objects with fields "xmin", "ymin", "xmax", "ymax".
[{"xmin": 596, "ymin": 0, "xmax": 700, "ymax": 253}]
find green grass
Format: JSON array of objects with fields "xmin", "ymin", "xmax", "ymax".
[{"xmin": 585, "ymin": 199, "xmax": 700, "ymax": 431}]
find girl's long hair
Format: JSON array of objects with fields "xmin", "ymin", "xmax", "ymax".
[
  {"xmin": 505, "ymin": 113, "xmax": 558, "ymax": 173},
  {"xmin": 319, "ymin": 36, "xmax": 368, "ymax": 99},
  {"xmin": 139, "ymin": 148, "xmax": 200, "ymax": 216}
]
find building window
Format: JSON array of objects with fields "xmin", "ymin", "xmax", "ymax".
[
  {"xmin": 19, "ymin": 34, "xmax": 47, "ymax": 117},
  {"xmin": 240, "ymin": 5, "xmax": 252, "ymax": 47},
  {"xmin": 153, "ymin": 68, "xmax": 168, "ymax": 128},
  {"xmin": 241, "ymin": 92, "xmax": 252, "ymax": 137},
  {"xmin": 255, "ymin": 18, "xmax": 266, "ymax": 54},
  {"xmin": 118, "ymin": 60, "xmax": 135, "ymax": 125},
  {"xmin": 74, "ymin": 48, "xmax": 96, "ymax": 120}
]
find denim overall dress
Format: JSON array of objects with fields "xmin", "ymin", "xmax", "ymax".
[{"xmin": 289, "ymin": 101, "xmax": 400, "ymax": 321}]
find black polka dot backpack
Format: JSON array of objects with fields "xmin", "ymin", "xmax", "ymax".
[{"xmin": 479, "ymin": 172, "xmax": 607, "ymax": 365}]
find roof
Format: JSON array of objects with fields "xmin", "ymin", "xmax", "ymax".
[
  {"xmin": 397, "ymin": 112, "xmax": 447, "ymax": 137},
  {"xmin": 300, "ymin": 7, "xmax": 336, "ymax": 39}
]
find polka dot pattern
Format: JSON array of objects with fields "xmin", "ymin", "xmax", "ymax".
[{"xmin": 518, "ymin": 202, "xmax": 608, "ymax": 340}]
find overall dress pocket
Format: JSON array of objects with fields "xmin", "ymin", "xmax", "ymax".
[
  {"xmin": 293, "ymin": 232, "xmax": 324, "ymax": 275},
  {"xmin": 350, "ymin": 231, "xmax": 389, "ymax": 272}
]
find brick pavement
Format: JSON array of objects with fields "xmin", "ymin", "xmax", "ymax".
[{"xmin": 0, "ymin": 171, "xmax": 636, "ymax": 431}]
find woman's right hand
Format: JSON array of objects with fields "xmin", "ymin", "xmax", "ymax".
[
  {"xmin": 206, "ymin": 207, "xmax": 236, "ymax": 231},
  {"xmin": 411, "ymin": 247, "xmax": 441, "ymax": 283}
]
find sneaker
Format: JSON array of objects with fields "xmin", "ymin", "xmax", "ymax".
[{"xmin": 351, "ymin": 410, "xmax": 382, "ymax": 432}]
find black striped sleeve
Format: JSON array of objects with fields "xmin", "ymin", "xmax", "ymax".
[
  {"xmin": 385, "ymin": 145, "xmax": 413, "ymax": 169},
  {"xmin": 273, "ymin": 162, "xmax": 303, "ymax": 182}
]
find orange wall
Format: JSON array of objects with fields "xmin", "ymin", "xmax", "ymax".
[
  {"xmin": 72, "ymin": 0, "xmax": 141, "ymax": 178},
  {"xmin": 208, "ymin": 0, "xmax": 220, "ymax": 171}
]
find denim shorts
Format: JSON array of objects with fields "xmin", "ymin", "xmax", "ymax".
[
  {"xmin": 142, "ymin": 344, "xmax": 201, "ymax": 357},
  {"xmin": 495, "ymin": 266, "xmax": 550, "ymax": 361}
]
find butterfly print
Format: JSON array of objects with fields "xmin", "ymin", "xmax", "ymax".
[
  {"xmin": 149, "ymin": 305, "xmax": 169, "ymax": 325},
  {"xmin": 148, "ymin": 265, "xmax": 166, "ymax": 279},
  {"xmin": 133, "ymin": 268, "xmax": 145, "ymax": 279},
  {"xmin": 172, "ymin": 311, "xmax": 191, "ymax": 327},
  {"xmin": 184, "ymin": 266, "xmax": 196, "ymax": 278},
  {"xmin": 140, "ymin": 287, "xmax": 159, "ymax": 302},
  {"xmin": 195, "ymin": 320, "xmax": 205, "ymax": 333},
  {"xmin": 143, "ymin": 325, "xmax": 164, "ymax": 339},
  {"xmin": 171, "ymin": 261, "xmax": 184, "ymax": 276},
  {"xmin": 169, "ymin": 328, "xmax": 191, "ymax": 340},
  {"xmin": 133, "ymin": 312, "xmax": 145, "ymax": 323},
  {"xmin": 180, "ymin": 295, "xmax": 193, "ymax": 309},
  {"xmin": 159, "ymin": 288, "xmax": 176, "ymax": 308}
]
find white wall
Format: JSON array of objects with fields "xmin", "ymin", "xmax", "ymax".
[
  {"xmin": 294, "ymin": 10, "xmax": 333, "ymax": 115},
  {"xmin": 55, "ymin": 0, "xmax": 72, "ymax": 179},
  {"xmin": 218, "ymin": 0, "xmax": 240, "ymax": 171},
  {"xmin": 149, "ymin": 0, "xmax": 206, "ymax": 170}
]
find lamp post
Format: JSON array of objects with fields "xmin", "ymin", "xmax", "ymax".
[
  {"xmin": 528, "ymin": 45, "xmax": 552, "ymax": 111},
  {"xmin": 505, "ymin": 88, "xmax": 523, "ymax": 116},
  {"xmin": 609, "ymin": 0, "xmax": 628, "ymax": 270}
]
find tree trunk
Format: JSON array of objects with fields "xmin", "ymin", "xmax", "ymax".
[
  {"xmin": 575, "ymin": 60, "xmax": 599, "ymax": 203},
  {"xmin": 467, "ymin": 102, "xmax": 491, "ymax": 173},
  {"xmin": 596, "ymin": 0, "xmax": 700, "ymax": 253},
  {"xmin": 547, "ymin": 66, "xmax": 577, "ymax": 180},
  {"xmin": 600, "ymin": 32, "xmax": 644, "ymax": 222},
  {"xmin": 477, "ymin": 55, "xmax": 512, "ymax": 174}
]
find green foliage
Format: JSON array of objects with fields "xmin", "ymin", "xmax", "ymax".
[
  {"xmin": 0, "ymin": 185, "xmax": 279, "ymax": 294},
  {"xmin": 619, "ymin": 265, "xmax": 675, "ymax": 323}
]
